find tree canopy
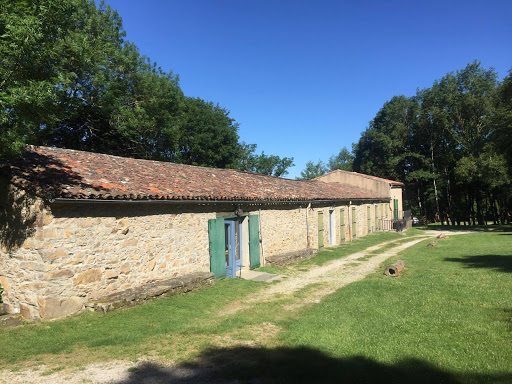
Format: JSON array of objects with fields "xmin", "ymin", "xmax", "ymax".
[
  {"xmin": 328, "ymin": 146, "xmax": 354, "ymax": 172},
  {"xmin": 297, "ymin": 160, "xmax": 329, "ymax": 180},
  {"xmin": 353, "ymin": 61, "xmax": 512, "ymax": 225},
  {"xmin": 0, "ymin": 0, "xmax": 293, "ymax": 175},
  {"xmin": 297, "ymin": 146, "xmax": 354, "ymax": 180},
  {"xmin": 235, "ymin": 143, "xmax": 294, "ymax": 177}
]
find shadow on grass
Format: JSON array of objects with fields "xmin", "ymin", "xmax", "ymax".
[
  {"xmin": 116, "ymin": 346, "xmax": 512, "ymax": 384},
  {"xmin": 445, "ymin": 255, "xmax": 512, "ymax": 273}
]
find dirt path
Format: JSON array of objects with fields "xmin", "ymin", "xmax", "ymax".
[
  {"xmin": 223, "ymin": 231, "xmax": 472, "ymax": 315},
  {"xmin": 0, "ymin": 230, "xmax": 473, "ymax": 384}
]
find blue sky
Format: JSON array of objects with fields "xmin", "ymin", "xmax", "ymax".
[{"xmin": 105, "ymin": 0, "xmax": 512, "ymax": 179}]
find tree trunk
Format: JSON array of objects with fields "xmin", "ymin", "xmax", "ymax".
[
  {"xmin": 430, "ymin": 145, "xmax": 440, "ymax": 222},
  {"xmin": 469, "ymin": 192, "xmax": 476, "ymax": 226},
  {"xmin": 475, "ymin": 186, "xmax": 484, "ymax": 225},
  {"xmin": 445, "ymin": 167, "xmax": 454, "ymax": 225},
  {"xmin": 417, "ymin": 186, "xmax": 423, "ymax": 216}
]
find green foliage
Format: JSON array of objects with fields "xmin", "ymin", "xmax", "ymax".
[
  {"xmin": 234, "ymin": 142, "xmax": 294, "ymax": 177},
  {"xmin": 493, "ymin": 71, "xmax": 512, "ymax": 178},
  {"xmin": 296, "ymin": 160, "xmax": 328, "ymax": 180},
  {"xmin": 299, "ymin": 146, "xmax": 354, "ymax": 180},
  {"xmin": 353, "ymin": 61, "xmax": 512, "ymax": 224},
  {"xmin": 327, "ymin": 146, "xmax": 354, "ymax": 171},
  {"xmin": 175, "ymin": 97, "xmax": 240, "ymax": 168},
  {"xmin": 281, "ymin": 232, "xmax": 512, "ymax": 379},
  {"xmin": 0, "ymin": 0, "xmax": 288, "ymax": 172},
  {"xmin": 0, "ymin": 0, "xmax": 182, "ymax": 158},
  {"xmin": 353, "ymin": 95, "xmax": 418, "ymax": 181}
]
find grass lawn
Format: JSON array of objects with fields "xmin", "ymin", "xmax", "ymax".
[
  {"xmin": 277, "ymin": 231, "xmax": 512, "ymax": 383},
  {"xmin": 0, "ymin": 278, "xmax": 265, "ymax": 366},
  {"xmin": 1, "ymin": 229, "xmax": 511, "ymax": 383}
]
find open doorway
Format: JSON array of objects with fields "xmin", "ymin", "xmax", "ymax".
[{"xmin": 224, "ymin": 219, "xmax": 243, "ymax": 278}]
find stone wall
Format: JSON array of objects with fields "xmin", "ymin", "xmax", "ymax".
[
  {"xmin": 0, "ymin": 193, "xmax": 217, "ymax": 320},
  {"xmin": 316, "ymin": 170, "xmax": 390, "ymax": 197},
  {"xmin": 258, "ymin": 206, "xmax": 309, "ymax": 258},
  {"xmin": 301, "ymin": 203, "xmax": 385, "ymax": 249},
  {"xmin": 1, "ymin": 182, "xmax": 392, "ymax": 321}
]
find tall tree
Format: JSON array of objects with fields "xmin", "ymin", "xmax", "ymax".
[
  {"xmin": 297, "ymin": 160, "xmax": 328, "ymax": 180},
  {"xmin": 353, "ymin": 95, "xmax": 418, "ymax": 182},
  {"xmin": 0, "ymin": 0, "xmax": 135, "ymax": 156},
  {"xmin": 493, "ymin": 70, "xmax": 512, "ymax": 178},
  {"xmin": 235, "ymin": 143, "xmax": 294, "ymax": 177},
  {"xmin": 328, "ymin": 146, "xmax": 354, "ymax": 171},
  {"xmin": 352, "ymin": 61, "xmax": 510, "ymax": 224},
  {"xmin": 176, "ymin": 97, "xmax": 240, "ymax": 168}
]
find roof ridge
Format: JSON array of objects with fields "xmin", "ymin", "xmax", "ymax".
[
  {"xmin": 33, "ymin": 145, "xmax": 308, "ymax": 182},
  {"xmin": 8, "ymin": 146, "xmax": 390, "ymax": 201}
]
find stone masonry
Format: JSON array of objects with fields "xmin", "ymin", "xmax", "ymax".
[
  {"xmin": 1, "ymin": 184, "xmax": 391, "ymax": 321},
  {"xmin": 0, "ymin": 190, "xmax": 216, "ymax": 320}
]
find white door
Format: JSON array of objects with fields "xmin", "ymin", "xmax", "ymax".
[{"xmin": 329, "ymin": 210, "xmax": 334, "ymax": 245}]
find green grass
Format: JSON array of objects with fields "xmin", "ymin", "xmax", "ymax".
[
  {"xmin": 0, "ymin": 279, "xmax": 264, "ymax": 364},
  {"xmin": 279, "ymin": 231, "xmax": 512, "ymax": 383},
  {"xmin": 2, "ymin": 229, "xmax": 511, "ymax": 383},
  {"xmin": 257, "ymin": 231, "xmax": 406, "ymax": 276},
  {"xmin": 300, "ymin": 231, "xmax": 404, "ymax": 267}
]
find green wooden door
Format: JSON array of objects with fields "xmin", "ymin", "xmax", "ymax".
[
  {"xmin": 318, "ymin": 211, "xmax": 324, "ymax": 248},
  {"xmin": 249, "ymin": 215, "xmax": 261, "ymax": 269},
  {"xmin": 367, "ymin": 206, "xmax": 371, "ymax": 233},
  {"xmin": 393, "ymin": 199, "xmax": 399, "ymax": 220},
  {"xmin": 352, "ymin": 207, "xmax": 357, "ymax": 238},
  {"xmin": 340, "ymin": 209, "xmax": 345, "ymax": 242},
  {"xmin": 208, "ymin": 218, "xmax": 226, "ymax": 279}
]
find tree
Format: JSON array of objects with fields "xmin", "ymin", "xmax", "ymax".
[
  {"xmin": 176, "ymin": 97, "xmax": 240, "ymax": 168},
  {"xmin": 353, "ymin": 95, "xmax": 418, "ymax": 182},
  {"xmin": 0, "ymin": 0, "xmax": 293, "ymax": 172},
  {"xmin": 297, "ymin": 160, "xmax": 328, "ymax": 180},
  {"xmin": 0, "ymin": 0, "xmax": 134, "ymax": 156},
  {"xmin": 493, "ymin": 70, "xmax": 512, "ymax": 178},
  {"xmin": 328, "ymin": 146, "xmax": 354, "ymax": 171},
  {"xmin": 352, "ymin": 61, "xmax": 510, "ymax": 225},
  {"xmin": 235, "ymin": 142, "xmax": 294, "ymax": 177}
]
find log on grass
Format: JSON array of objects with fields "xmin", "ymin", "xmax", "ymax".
[{"xmin": 384, "ymin": 260, "xmax": 405, "ymax": 277}]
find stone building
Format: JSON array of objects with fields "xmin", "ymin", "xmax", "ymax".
[
  {"xmin": 0, "ymin": 146, "xmax": 402, "ymax": 320},
  {"xmin": 316, "ymin": 169, "xmax": 404, "ymax": 222}
]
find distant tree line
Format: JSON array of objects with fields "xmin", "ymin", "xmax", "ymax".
[
  {"xmin": 297, "ymin": 146, "xmax": 353, "ymax": 180},
  {"xmin": 352, "ymin": 62, "xmax": 512, "ymax": 225},
  {"xmin": 298, "ymin": 62, "xmax": 511, "ymax": 225},
  {"xmin": 0, "ymin": 0, "xmax": 293, "ymax": 176}
]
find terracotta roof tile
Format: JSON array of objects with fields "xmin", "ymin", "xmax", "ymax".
[{"xmin": 2, "ymin": 146, "xmax": 388, "ymax": 202}]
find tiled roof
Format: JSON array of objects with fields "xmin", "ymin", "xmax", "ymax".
[{"xmin": 2, "ymin": 146, "xmax": 388, "ymax": 202}]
